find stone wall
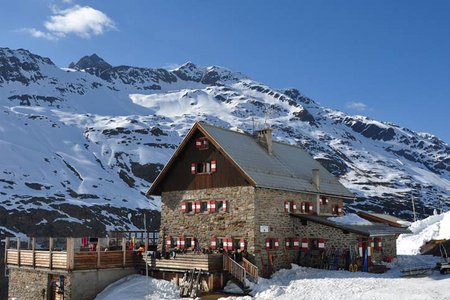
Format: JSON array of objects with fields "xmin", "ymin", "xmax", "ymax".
[
  {"xmin": 160, "ymin": 186, "xmax": 256, "ymax": 252},
  {"xmin": 8, "ymin": 267, "xmax": 136, "ymax": 300},
  {"xmin": 253, "ymin": 188, "xmax": 340, "ymax": 273},
  {"xmin": 293, "ymin": 218, "xmax": 398, "ymax": 263},
  {"xmin": 8, "ymin": 268, "xmax": 71, "ymax": 300}
]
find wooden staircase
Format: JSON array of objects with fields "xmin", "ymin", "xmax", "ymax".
[{"xmin": 222, "ymin": 254, "xmax": 258, "ymax": 294}]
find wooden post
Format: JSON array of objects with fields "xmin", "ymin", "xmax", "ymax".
[
  {"xmin": 49, "ymin": 237, "xmax": 54, "ymax": 270},
  {"xmin": 32, "ymin": 237, "xmax": 36, "ymax": 268},
  {"xmin": 66, "ymin": 238, "xmax": 75, "ymax": 270},
  {"xmin": 16, "ymin": 237, "xmax": 20, "ymax": 267},
  {"xmin": 4, "ymin": 237, "xmax": 9, "ymax": 266},
  {"xmin": 122, "ymin": 237, "xmax": 126, "ymax": 267},
  {"xmin": 97, "ymin": 238, "xmax": 101, "ymax": 268}
]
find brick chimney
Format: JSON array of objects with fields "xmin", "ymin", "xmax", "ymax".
[{"xmin": 257, "ymin": 128, "xmax": 273, "ymax": 154}]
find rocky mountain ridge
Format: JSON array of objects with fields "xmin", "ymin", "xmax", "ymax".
[{"xmin": 0, "ymin": 47, "xmax": 449, "ymax": 237}]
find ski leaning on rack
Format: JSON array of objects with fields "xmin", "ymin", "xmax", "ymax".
[{"xmin": 179, "ymin": 268, "xmax": 202, "ymax": 298}]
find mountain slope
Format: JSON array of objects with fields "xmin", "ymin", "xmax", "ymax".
[{"xmin": 0, "ymin": 48, "xmax": 449, "ymax": 237}]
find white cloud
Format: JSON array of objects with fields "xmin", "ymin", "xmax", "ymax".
[
  {"xmin": 346, "ymin": 101, "xmax": 368, "ymax": 111},
  {"xmin": 23, "ymin": 5, "xmax": 115, "ymax": 40}
]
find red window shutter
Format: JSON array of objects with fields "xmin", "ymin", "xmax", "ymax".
[
  {"xmin": 225, "ymin": 237, "xmax": 233, "ymax": 251},
  {"xmin": 265, "ymin": 238, "xmax": 271, "ymax": 250},
  {"xmin": 274, "ymin": 238, "xmax": 280, "ymax": 250},
  {"xmin": 211, "ymin": 160, "xmax": 217, "ymax": 173},
  {"xmin": 166, "ymin": 235, "xmax": 172, "ymax": 248},
  {"xmin": 239, "ymin": 238, "xmax": 245, "ymax": 251},
  {"xmin": 176, "ymin": 236, "xmax": 181, "ymax": 248},
  {"xmin": 292, "ymin": 202, "xmax": 297, "ymax": 213},
  {"xmin": 191, "ymin": 238, "xmax": 196, "ymax": 250},
  {"xmin": 210, "ymin": 236, "xmax": 217, "ymax": 250},
  {"xmin": 222, "ymin": 200, "xmax": 228, "ymax": 212},
  {"xmin": 318, "ymin": 239, "xmax": 325, "ymax": 250},
  {"xmin": 181, "ymin": 202, "xmax": 187, "ymax": 213},
  {"xmin": 337, "ymin": 204, "xmax": 343, "ymax": 215},
  {"xmin": 358, "ymin": 238, "xmax": 363, "ymax": 257},
  {"xmin": 293, "ymin": 237, "xmax": 300, "ymax": 249},
  {"xmin": 180, "ymin": 236, "xmax": 185, "ymax": 249},
  {"xmin": 285, "ymin": 238, "xmax": 290, "ymax": 249},
  {"xmin": 208, "ymin": 200, "xmax": 216, "ymax": 213},
  {"xmin": 377, "ymin": 237, "xmax": 383, "ymax": 251},
  {"xmin": 195, "ymin": 138, "xmax": 202, "ymax": 149},
  {"xmin": 284, "ymin": 201, "xmax": 290, "ymax": 213},
  {"xmin": 301, "ymin": 238, "xmax": 309, "ymax": 252},
  {"xmin": 195, "ymin": 201, "xmax": 201, "ymax": 213},
  {"xmin": 191, "ymin": 163, "xmax": 196, "ymax": 174},
  {"xmin": 308, "ymin": 202, "xmax": 314, "ymax": 214}
]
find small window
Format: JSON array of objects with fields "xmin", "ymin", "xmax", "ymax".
[
  {"xmin": 195, "ymin": 137, "xmax": 209, "ymax": 150},
  {"xmin": 320, "ymin": 196, "xmax": 328, "ymax": 205},
  {"xmin": 196, "ymin": 162, "xmax": 211, "ymax": 174},
  {"xmin": 187, "ymin": 202, "xmax": 193, "ymax": 213}
]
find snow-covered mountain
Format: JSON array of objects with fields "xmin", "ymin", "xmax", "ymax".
[{"xmin": 0, "ymin": 47, "xmax": 449, "ymax": 237}]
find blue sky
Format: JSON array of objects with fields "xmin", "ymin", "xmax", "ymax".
[{"xmin": 1, "ymin": 0, "xmax": 449, "ymax": 143}]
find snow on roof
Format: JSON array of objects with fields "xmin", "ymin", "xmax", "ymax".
[
  {"xmin": 328, "ymin": 213, "xmax": 373, "ymax": 225},
  {"xmin": 397, "ymin": 211, "xmax": 450, "ymax": 255}
]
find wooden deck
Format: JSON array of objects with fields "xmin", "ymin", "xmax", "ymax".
[
  {"xmin": 5, "ymin": 237, "xmax": 139, "ymax": 271},
  {"xmin": 143, "ymin": 253, "xmax": 223, "ymax": 272}
]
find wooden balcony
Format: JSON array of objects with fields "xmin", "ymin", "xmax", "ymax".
[{"xmin": 5, "ymin": 237, "xmax": 141, "ymax": 271}]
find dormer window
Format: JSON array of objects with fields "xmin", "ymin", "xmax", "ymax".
[{"xmin": 195, "ymin": 137, "xmax": 209, "ymax": 150}]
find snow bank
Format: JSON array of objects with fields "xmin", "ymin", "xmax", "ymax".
[
  {"xmin": 397, "ymin": 211, "xmax": 450, "ymax": 255},
  {"xmin": 328, "ymin": 213, "xmax": 372, "ymax": 225},
  {"xmin": 222, "ymin": 259, "xmax": 450, "ymax": 300},
  {"xmin": 94, "ymin": 274, "xmax": 181, "ymax": 300}
]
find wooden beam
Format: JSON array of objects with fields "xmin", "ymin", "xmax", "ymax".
[
  {"xmin": 16, "ymin": 237, "xmax": 20, "ymax": 267},
  {"xmin": 66, "ymin": 238, "xmax": 75, "ymax": 270},
  {"xmin": 49, "ymin": 237, "xmax": 54, "ymax": 270},
  {"xmin": 122, "ymin": 237, "xmax": 126, "ymax": 267},
  {"xmin": 97, "ymin": 238, "xmax": 101, "ymax": 268},
  {"xmin": 32, "ymin": 237, "xmax": 36, "ymax": 268}
]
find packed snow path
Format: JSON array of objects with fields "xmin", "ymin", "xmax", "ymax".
[{"xmin": 96, "ymin": 256, "xmax": 450, "ymax": 300}]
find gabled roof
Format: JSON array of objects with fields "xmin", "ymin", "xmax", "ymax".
[
  {"xmin": 291, "ymin": 214, "xmax": 411, "ymax": 237},
  {"xmin": 148, "ymin": 122, "xmax": 354, "ymax": 198}
]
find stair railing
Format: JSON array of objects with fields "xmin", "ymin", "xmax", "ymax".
[
  {"xmin": 223, "ymin": 253, "xmax": 246, "ymax": 286},
  {"xmin": 242, "ymin": 257, "xmax": 259, "ymax": 283}
]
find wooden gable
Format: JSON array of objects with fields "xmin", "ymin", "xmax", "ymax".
[{"xmin": 148, "ymin": 123, "xmax": 253, "ymax": 195}]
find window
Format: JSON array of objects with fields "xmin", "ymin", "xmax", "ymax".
[
  {"xmin": 301, "ymin": 202, "xmax": 313, "ymax": 214},
  {"xmin": 195, "ymin": 137, "xmax": 209, "ymax": 150},
  {"xmin": 320, "ymin": 196, "xmax": 328, "ymax": 205},
  {"xmin": 284, "ymin": 201, "xmax": 297, "ymax": 213},
  {"xmin": 191, "ymin": 160, "xmax": 217, "ymax": 174},
  {"xmin": 181, "ymin": 200, "xmax": 227, "ymax": 214},
  {"xmin": 285, "ymin": 237, "xmax": 300, "ymax": 250},
  {"xmin": 265, "ymin": 238, "xmax": 280, "ymax": 250}
]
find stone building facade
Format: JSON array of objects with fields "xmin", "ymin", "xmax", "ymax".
[{"xmin": 149, "ymin": 122, "xmax": 406, "ymax": 276}]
